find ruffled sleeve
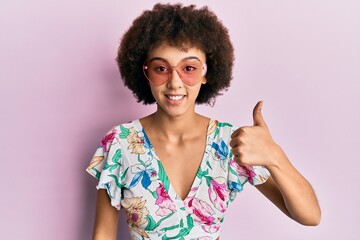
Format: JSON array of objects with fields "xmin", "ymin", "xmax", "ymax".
[
  {"xmin": 227, "ymin": 126, "xmax": 271, "ymax": 202},
  {"xmin": 86, "ymin": 127, "xmax": 125, "ymax": 210},
  {"xmin": 228, "ymin": 159, "xmax": 270, "ymax": 202}
]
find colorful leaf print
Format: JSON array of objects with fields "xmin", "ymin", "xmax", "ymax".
[
  {"xmin": 130, "ymin": 161, "xmax": 156, "ymax": 189},
  {"xmin": 93, "ymin": 168, "xmax": 101, "ymax": 179},
  {"xmin": 87, "ymin": 156, "xmax": 104, "ymax": 171},
  {"xmin": 121, "ymin": 167, "xmax": 129, "ymax": 181},
  {"xmin": 217, "ymin": 122, "xmax": 233, "ymax": 128},
  {"xmin": 87, "ymin": 119, "xmax": 270, "ymax": 239},
  {"xmin": 211, "ymin": 138, "xmax": 229, "ymax": 171},
  {"xmin": 130, "ymin": 171, "xmax": 150, "ymax": 189},
  {"xmin": 155, "ymin": 183, "xmax": 176, "ymax": 217},
  {"xmin": 183, "ymin": 187, "xmax": 219, "ymax": 234},
  {"xmin": 196, "ymin": 168, "xmax": 209, "ymax": 179},
  {"xmin": 208, "ymin": 178, "xmax": 230, "ymax": 213},
  {"xmin": 119, "ymin": 124, "xmax": 130, "ymax": 139},
  {"xmin": 112, "ymin": 148, "xmax": 122, "ymax": 163},
  {"xmin": 229, "ymin": 162, "xmax": 246, "ymax": 191},
  {"xmin": 211, "ymin": 139, "xmax": 229, "ymax": 160},
  {"xmin": 145, "ymin": 211, "xmax": 175, "ymax": 232},
  {"xmin": 161, "ymin": 214, "xmax": 194, "ymax": 240},
  {"xmin": 206, "ymin": 160, "xmax": 213, "ymax": 170},
  {"xmin": 108, "ymin": 167, "xmax": 128, "ymax": 188},
  {"xmin": 142, "ymin": 129, "xmax": 152, "ymax": 150},
  {"xmin": 229, "ymin": 181, "xmax": 243, "ymax": 192},
  {"xmin": 127, "ymin": 127, "xmax": 145, "ymax": 155},
  {"xmin": 157, "ymin": 160, "xmax": 170, "ymax": 192},
  {"xmin": 230, "ymin": 159, "xmax": 256, "ymax": 184},
  {"xmin": 100, "ymin": 129, "xmax": 117, "ymax": 152},
  {"xmin": 207, "ymin": 120, "xmax": 218, "ymax": 136},
  {"xmin": 103, "ymin": 149, "xmax": 122, "ymax": 172},
  {"xmin": 122, "ymin": 197, "xmax": 150, "ymax": 238}
]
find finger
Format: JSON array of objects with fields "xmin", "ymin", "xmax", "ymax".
[
  {"xmin": 232, "ymin": 152, "xmax": 249, "ymax": 166},
  {"xmin": 231, "ymin": 128, "xmax": 240, "ymax": 139},
  {"xmin": 229, "ymin": 137, "xmax": 240, "ymax": 148},
  {"xmin": 231, "ymin": 148, "xmax": 241, "ymax": 161},
  {"xmin": 231, "ymin": 126, "xmax": 249, "ymax": 139},
  {"xmin": 253, "ymin": 101, "xmax": 267, "ymax": 128}
]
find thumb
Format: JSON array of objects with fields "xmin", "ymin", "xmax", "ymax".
[{"xmin": 253, "ymin": 101, "xmax": 267, "ymax": 127}]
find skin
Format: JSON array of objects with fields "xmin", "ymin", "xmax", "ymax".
[
  {"xmin": 230, "ymin": 101, "xmax": 321, "ymax": 225},
  {"xmin": 140, "ymin": 44, "xmax": 209, "ymax": 201},
  {"xmin": 92, "ymin": 43, "xmax": 321, "ymax": 239}
]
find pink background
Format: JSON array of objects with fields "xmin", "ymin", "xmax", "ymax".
[{"xmin": 1, "ymin": 0, "xmax": 359, "ymax": 239}]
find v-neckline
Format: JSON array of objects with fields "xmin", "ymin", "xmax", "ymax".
[{"xmin": 133, "ymin": 118, "xmax": 212, "ymax": 203}]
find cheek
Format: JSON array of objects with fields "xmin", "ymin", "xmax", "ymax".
[
  {"xmin": 149, "ymin": 85, "xmax": 161, "ymax": 98},
  {"xmin": 150, "ymin": 87, "xmax": 156, "ymax": 97},
  {"xmin": 192, "ymin": 85, "xmax": 203, "ymax": 97}
]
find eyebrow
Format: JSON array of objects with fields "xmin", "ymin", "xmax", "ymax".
[{"xmin": 148, "ymin": 56, "xmax": 202, "ymax": 63}]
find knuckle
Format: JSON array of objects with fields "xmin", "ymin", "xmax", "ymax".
[
  {"xmin": 238, "ymin": 127, "xmax": 247, "ymax": 133},
  {"xmin": 233, "ymin": 146, "xmax": 245, "ymax": 155},
  {"xmin": 238, "ymin": 147, "xmax": 246, "ymax": 155},
  {"xmin": 238, "ymin": 135, "xmax": 247, "ymax": 144},
  {"xmin": 231, "ymin": 131, "xmax": 238, "ymax": 138}
]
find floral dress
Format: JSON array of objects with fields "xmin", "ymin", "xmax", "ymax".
[{"xmin": 86, "ymin": 119, "xmax": 270, "ymax": 240}]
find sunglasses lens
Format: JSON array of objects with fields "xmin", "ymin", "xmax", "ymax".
[
  {"xmin": 144, "ymin": 59, "xmax": 170, "ymax": 85},
  {"xmin": 143, "ymin": 59, "xmax": 205, "ymax": 86},
  {"xmin": 176, "ymin": 59, "xmax": 203, "ymax": 85}
]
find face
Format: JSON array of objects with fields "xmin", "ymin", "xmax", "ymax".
[{"xmin": 145, "ymin": 43, "xmax": 207, "ymax": 118}]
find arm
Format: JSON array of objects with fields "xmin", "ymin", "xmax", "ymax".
[
  {"xmin": 255, "ymin": 147, "xmax": 321, "ymax": 225},
  {"xmin": 230, "ymin": 101, "xmax": 321, "ymax": 226},
  {"xmin": 93, "ymin": 189, "xmax": 120, "ymax": 240}
]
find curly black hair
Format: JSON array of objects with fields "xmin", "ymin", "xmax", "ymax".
[{"xmin": 116, "ymin": 3, "xmax": 234, "ymax": 105}]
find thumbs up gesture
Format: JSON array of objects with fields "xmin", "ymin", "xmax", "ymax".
[{"xmin": 230, "ymin": 101, "xmax": 282, "ymax": 167}]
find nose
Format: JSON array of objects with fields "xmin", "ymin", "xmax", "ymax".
[{"xmin": 166, "ymin": 68, "xmax": 183, "ymax": 88}]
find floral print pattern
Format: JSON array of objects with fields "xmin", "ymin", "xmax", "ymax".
[
  {"xmin": 208, "ymin": 178, "xmax": 230, "ymax": 213},
  {"xmin": 86, "ymin": 119, "xmax": 270, "ymax": 239},
  {"xmin": 184, "ymin": 187, "xmax": 220, "ymax": 234},
  {"xmin": 127, "ymin": 127, "xmax": 146, "ymax": 155},
  {"xmin": 155, "ymin": 183, "xmax": 176, "ymax": 217},
  {"xmin": 123, "ymin": 197, "xmax": 150, "ymax": 238}
]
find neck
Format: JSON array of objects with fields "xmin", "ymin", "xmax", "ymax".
[{"xmin": 143, "ymin": 110, "xmax": 207, "ymax": 142}]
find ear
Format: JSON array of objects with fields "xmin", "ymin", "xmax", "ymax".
[
  {"xmin": 201, "ymin": 77, "xmax": 207, "ymax": 84},
  {"xmin": 201, "ymin": 62, "xmax": 207, "ymax": 84},
  {"xmin": 202, "ymin": 62, "xmax": 207, "ymax": 76}
]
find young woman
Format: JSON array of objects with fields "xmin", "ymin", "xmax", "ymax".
[{"xmin": 86, "ymin": 3, "xmax": 321, "ymax": 240}]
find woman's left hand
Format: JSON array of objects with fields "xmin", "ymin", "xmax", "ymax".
[
  {"xmin": 230, "ymin": 101, "xmax": 283, "ymax": 167},
  {"xmin": 230, "ymin": 101, "xmax": 321, "ymax": 226}
]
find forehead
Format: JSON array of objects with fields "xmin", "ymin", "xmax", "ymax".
[{"xmin": 147, "ymin": 43, "xmax": 206, "ymax": 63}]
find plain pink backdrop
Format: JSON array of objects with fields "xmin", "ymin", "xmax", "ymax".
[{"xmin": 1, "ymin": 0, "xmax": 359, "ymax": 239}]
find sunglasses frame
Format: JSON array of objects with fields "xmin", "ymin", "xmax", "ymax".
[{"xmin": 143, "ymin": 57, "xmax": 207, "ymax": 86}]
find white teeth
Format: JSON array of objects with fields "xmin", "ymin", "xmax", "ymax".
[{"xmin": 168, "ymin": 95, "xmax": 184, "ymax": 101}]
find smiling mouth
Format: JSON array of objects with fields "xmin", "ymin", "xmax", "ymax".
[{"xmin": 166, "ymin": 95, "xmax": 185, "ymax": 101}]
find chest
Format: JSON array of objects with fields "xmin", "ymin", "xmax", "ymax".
[{"xmin": 151, "ymin": 137, "xmax": 206, "ymax": 200}]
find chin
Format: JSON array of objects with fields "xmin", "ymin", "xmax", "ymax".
[{"xmin": 157, "ymin": 105, "xmax": 192, "ymax": 118}]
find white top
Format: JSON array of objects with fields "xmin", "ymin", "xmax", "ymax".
[{"xmin": 86, "ymin": 119, "xmax": 270, "ymax": 239}]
